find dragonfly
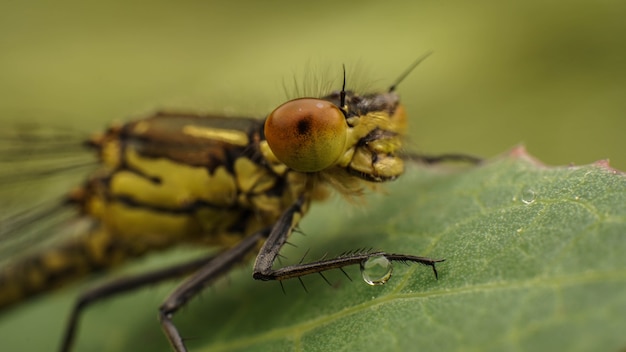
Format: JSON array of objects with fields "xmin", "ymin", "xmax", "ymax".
[{"xmin": 0, "ymin": 55, "xmax": 479, "ymax": 351}]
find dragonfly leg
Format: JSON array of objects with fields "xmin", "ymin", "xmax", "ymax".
[
  {"xmin": 253, "ymin": 195, "xmax": 444, "ymax": 282},
  {"xmin": 60, "ymin": 253, "xmax": 221, "ymax": 352},
  {"xmin": 403, "ymin": 152, "xmax": 482, "ymax": 165},
  {"xmin": 155, "ymin": 194, "xmax": 441, "ymax": 351},
  {"xmin": 158, "ymin": 229, "xmax": 268, "ymax": 352}
]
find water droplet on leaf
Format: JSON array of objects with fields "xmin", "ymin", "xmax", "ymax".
[
  {"xmin": 521, "ymin": 187, "xmax": 536, "ymax": 205},
  {"xmin": 360, "ymin": 255, "xmax": 393, "ymax": 285}
]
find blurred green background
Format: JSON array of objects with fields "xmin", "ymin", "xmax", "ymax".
[
  {"xmin": 1, "ymin": 1, "xmax": 625, "ymax": 350},
  {"xmin": 1, "ymin": 0, "xmax": 624, "ymax": 169}
]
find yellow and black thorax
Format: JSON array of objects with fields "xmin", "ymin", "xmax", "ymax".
[{"xmin": 75, "ymin": 89, "xmax": 407, "ymax": 250}]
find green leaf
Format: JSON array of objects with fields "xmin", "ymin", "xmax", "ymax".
[
  {"xmin": 1, "ymin": 147, "xmax": 625, "ymax": 352},
  {"xmin": 0, "ymin": 149, "xmax": 626, "ymax": 351}
]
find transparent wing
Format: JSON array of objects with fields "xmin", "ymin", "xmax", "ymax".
[{"xmin": 0, "ymin": 125, "xmax": 97, "ymax": 265}]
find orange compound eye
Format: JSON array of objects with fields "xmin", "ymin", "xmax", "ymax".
[{"xmin": 265, "ymin": 98, "xmax": 348, "ymax": 172}]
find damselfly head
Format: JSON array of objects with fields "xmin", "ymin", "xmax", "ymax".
[
  {"xmin": 264, "ymin": 55, "xmax": 431, "ymax": 182},
  {"xmin": 263, "ymin": 89, "xmax": 406, "ymax": 183}
]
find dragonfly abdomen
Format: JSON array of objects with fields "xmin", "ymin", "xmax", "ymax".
[{"xmin": 0, "ymin": 225, "xmax": 152, "ymax": 309}]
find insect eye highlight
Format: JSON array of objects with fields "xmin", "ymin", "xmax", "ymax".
[{"xmin": 265, "ymin": 98, "xmax": 347, "ymax": 172}]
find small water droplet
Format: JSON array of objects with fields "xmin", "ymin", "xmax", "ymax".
[
  {"xmin": 521, "ymin": 187, "xmax": 536, "ymax": 205},
  {"xmin": 360, "ymin": 255, "xmax": 393, "ymax": 286}
]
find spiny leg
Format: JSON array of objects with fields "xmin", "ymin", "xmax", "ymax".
[
  {"xmin": 158, "ymin": 195, "xmax": 442, "ymax": 351},
  {"xmin": 60, "ymin": 253, "xmax": 220, "ymax": 352},
  {"xmin": 159, "ymin": 229, "xmax": 268, "ymax": 352},
  {"xmin": 402, "ymin": 152, "xmax": 482, "ymax": 165},
  {"xmin": 253, "ymin": 195, "xmax": 444, "ymax": 282}
]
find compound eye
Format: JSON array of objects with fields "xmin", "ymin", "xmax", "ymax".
[{"xmin": 265, "ymin": 98, "xmax": 347, "ymax": 172}]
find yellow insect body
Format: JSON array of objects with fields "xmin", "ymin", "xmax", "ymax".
[
  {"xmin": 0, "ymin": 65, "xmax": 453, "ymax": 351},
  {"xmin": 0, "ymin": 90, "xmax": 406, "ymax": 309}
]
